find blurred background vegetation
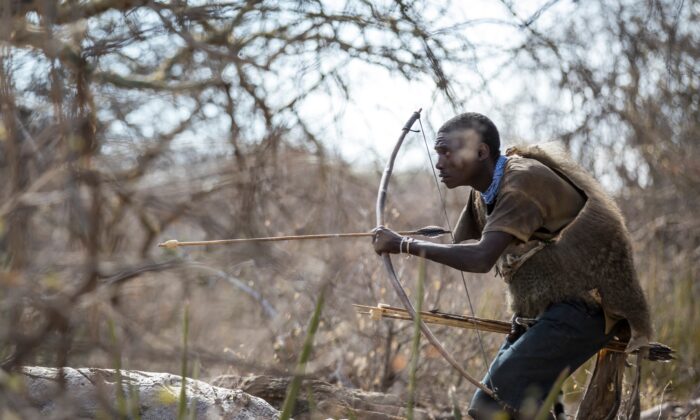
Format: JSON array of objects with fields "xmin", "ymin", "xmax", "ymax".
[{"xmin": 0, "ymin": 0, "xmax": 697, "ymax": 417}]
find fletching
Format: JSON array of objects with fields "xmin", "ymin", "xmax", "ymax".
[
  {"xmin": 647, "ymin": 342, "xmax": 675, "ymax": 362},
  {"xmin": 414, "ymin": 225, "xmax": 451, "ymax": 238}
]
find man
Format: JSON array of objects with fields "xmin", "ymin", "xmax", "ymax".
[{"xmin": 371, "ymin": 112, "xmax": 651, "ymax": 419}]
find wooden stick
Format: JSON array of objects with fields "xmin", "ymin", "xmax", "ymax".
[
  {"xmin": 158, "ymin": 227, "xmax": 449, "ymax": 249},
  {"xmin": 354, "ymin": 303, "xmax": 674, "ymax": 361}
]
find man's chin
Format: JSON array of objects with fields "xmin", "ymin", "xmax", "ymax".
[{"xmin": 441, "ymin": 179, "xmax": 458, "ymax": 189}]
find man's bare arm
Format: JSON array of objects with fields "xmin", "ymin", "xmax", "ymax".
[
  {"xmin": 372, "ymin": 227, "xmax": 514, "ymax": 273},
  {"xmin": 408, "ymin": 231, "xmax": 513, "ymax": 273}
]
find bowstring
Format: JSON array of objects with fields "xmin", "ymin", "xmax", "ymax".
[{"xmin": 417, "ymin": 117, "xmax": 496, "ymax": 394}]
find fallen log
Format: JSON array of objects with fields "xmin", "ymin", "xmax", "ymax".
[{"xmin": 212, "ymin": 374, "xmax": 438, "ymax": 420}]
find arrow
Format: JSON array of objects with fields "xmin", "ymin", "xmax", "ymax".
[{"xmin": 158, "ymin": 225, "xmax": 450, "ymax": 249}]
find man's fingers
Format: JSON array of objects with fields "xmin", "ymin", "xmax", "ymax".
[{"xmin": 372, "ymin": 225, "xmax": 386, "ymax": 243}]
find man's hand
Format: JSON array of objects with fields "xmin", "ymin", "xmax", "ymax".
[{"xmin": 371, "ymin": 226, "xmax": 404, "ymax": 254}]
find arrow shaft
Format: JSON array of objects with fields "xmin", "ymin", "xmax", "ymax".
[{"xmin": 159, "ymin": 230, "xmax": 425, "ymax": 248}]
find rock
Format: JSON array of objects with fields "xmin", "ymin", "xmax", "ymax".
[{"xmin": 10, "ymin": 367, "xmax": 280, "ymax": 419}]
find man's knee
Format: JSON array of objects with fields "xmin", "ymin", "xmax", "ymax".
[{"xmin": 468, "ymin": 389, "xmax": 513, "ymax": 419}]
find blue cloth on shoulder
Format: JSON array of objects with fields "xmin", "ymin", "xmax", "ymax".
[{"xmin": 481, "ymin": 155, "xmax": 508, "ymax": 205}]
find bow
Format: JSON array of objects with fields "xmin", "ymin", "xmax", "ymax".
[{"xmin": 375, "ymin": 109, "xmax": 496, "ymax": 399}]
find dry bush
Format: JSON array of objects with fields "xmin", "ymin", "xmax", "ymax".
[{"xmin": 0, "ymin": 0, "xmax": 697, "ymax": 417}]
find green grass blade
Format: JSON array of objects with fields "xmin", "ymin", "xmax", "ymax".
[
  {"xmin": 280, "ymin": 285, "xmax": 326, "ymax": 420},
  {"xmin": 449, "ymin": 386, "xmax": 463, "ymax": 420},
  {"xmin": 534, "ymin": 366, "xmax": 569, "ymax": 420},
  {"xmin": 108, "ymin": 319, "xmax": 127, "ymax": 419},
  {"xmin": 177, "ymin": 302, "xmax": 190, "ymax": 420}
]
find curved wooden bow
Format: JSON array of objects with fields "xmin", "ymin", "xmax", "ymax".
[{"xmin": 375, "ymin": 109, "xmax": 496, "ymax": 398}]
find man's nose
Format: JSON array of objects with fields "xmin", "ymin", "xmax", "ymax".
[{"xmin": 435, "ymin": 156, "xmax": 445, "ymax": 170}]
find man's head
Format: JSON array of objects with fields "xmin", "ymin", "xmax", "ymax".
[{"xmin": 434, "ymin": 112, "xmax": 501, "ymax": 189}]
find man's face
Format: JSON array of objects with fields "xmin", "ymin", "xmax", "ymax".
[{"xmin": 434, "ymin": 128, "xmax": 487, "ymax": 189}]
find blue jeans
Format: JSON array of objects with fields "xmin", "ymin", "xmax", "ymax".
[{"xmin": 468, "ymin": 299, "xmax": 615, "ymax": 418}]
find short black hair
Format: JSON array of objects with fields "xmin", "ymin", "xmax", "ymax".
[{"xmin": 437, "ymin": 112, "xmax": 500, "ymax": 161}]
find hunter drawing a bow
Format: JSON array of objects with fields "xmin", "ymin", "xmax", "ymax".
[{"xmin": 157, "ymin": 109, "xmax": 674, "ymax": 411}]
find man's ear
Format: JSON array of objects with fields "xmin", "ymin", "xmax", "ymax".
[{"xmin": 478, "ymin": 142, "xmax": 490, "ymax": 161}]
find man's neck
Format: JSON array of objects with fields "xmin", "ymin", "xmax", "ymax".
[{"xmin": 472, "ymin": 160, "xmax": 496, "ymax": 193}]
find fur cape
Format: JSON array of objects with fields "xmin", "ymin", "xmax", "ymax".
[{"xmin": 456, "ymin": 142, "xmax": 652, "ymax": 351}]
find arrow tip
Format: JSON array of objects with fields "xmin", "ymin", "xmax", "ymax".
[{"xmin": 158, "ymin": 239, "xmax": 180, "ymax": 249}]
